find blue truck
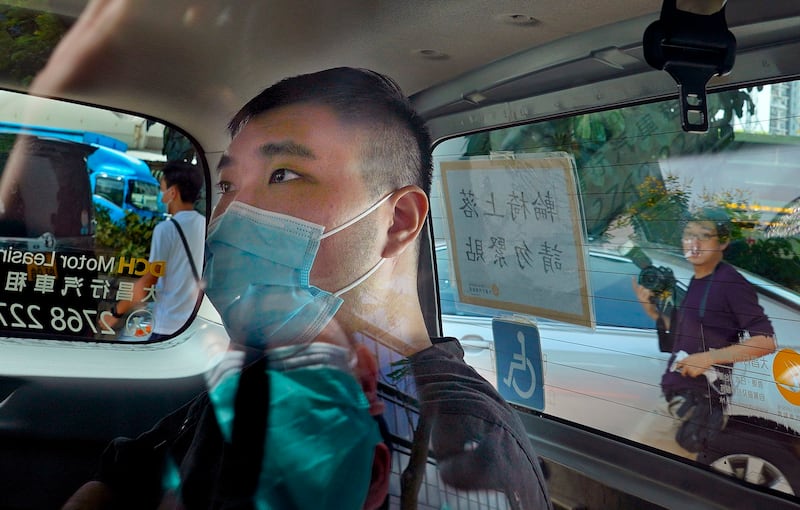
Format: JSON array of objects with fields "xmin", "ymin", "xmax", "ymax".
[{"xmin": 0, "ymin": 122, "xmax": 165, "ymax": 225}]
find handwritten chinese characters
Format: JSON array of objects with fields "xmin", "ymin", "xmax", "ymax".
[
  {"xmin": 440, "ymin": 153, "xmax": 593, "ymax": 328},
  {"xmin": 460, "ymin": 188, "xmax": 563, "ymax": 274}
]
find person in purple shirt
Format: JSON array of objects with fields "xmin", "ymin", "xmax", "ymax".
[{"xmin": 632, "ymin": 207, "xmax": 776, "ymax": 458}]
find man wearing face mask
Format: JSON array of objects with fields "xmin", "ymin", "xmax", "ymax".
[
  {"xmin": 105, "ymin": 161, "xmax": 205, "ymax": 341},
  {"xmin": 62, "ymin": 67, "xmax": 551, "ymax": 510},
  {"xmin": 206, "ymin": 66, "xmax": 551, "ymax": 509},
  {"xmin": 632, "ymin": 207, "xmax": 776, "ymax": 458}
]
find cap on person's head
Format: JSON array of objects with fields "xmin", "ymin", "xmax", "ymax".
[{"xmin": 688, "ymin": 206, "xmax": 732, "ymax": 240}]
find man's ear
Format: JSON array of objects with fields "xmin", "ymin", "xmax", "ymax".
[
  {"xmin": 363, "ymin": 442, "xmax": 391, "ymax": 510},
  {"xmin": 382, "ymin": 185, "xmax": 428, "ymax": 259}
]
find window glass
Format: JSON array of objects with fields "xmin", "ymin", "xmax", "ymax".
[
  {"xmin": 0, "ymin": 90, "xmax": 205, "ymax": 343},
  {"xmin": 95, "ymin": 176, "xmax": 125, "ymax": 207},
  {"xmin": 128, "ymin": 180, "xmax": 162, "ymax": 213},
  {"xmin": 588, "ymin": 254, "xmax": 660, "ymax": 329},
  {"xmin": 432, "ymin": 81, "xmax": 800, "ymax": 497}
]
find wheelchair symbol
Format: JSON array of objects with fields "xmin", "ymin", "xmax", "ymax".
[{"xmin": 503, "ymin": 331, "xmax": 536, "ymax": 399}]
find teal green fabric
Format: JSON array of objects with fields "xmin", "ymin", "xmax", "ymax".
[
  {"xmin": 209, "ymin": 365, "xmax": 381, "ymax": 510},
  {"xmin": 161, "ymin": 456, "xmax": 181, "ymax": 494}
]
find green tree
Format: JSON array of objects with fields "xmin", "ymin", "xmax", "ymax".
[
  {"xmin": 94, "ymin": 207, "xmax": 159, "ymax": 259},
  {"xmin": 621, "ymin": 180, "xmax": 800, "ymax": 292},
  {"xmin": 162, "ymin": 126, "xmax": 196, "ymax": 163},
  {"xmin": 623, "ymin": 175, "xmax": 691, "ymax": 246},
  {"xmin": 726, "ymin": 237, "xmax": 800, "ymax": 292},
  {"xmin": 0, "ymin": 6, "xmax": 69, "ymax": 86},
  {"xmin": 460, "ymin": 89, "xmax": 756, "ymax": 240}
]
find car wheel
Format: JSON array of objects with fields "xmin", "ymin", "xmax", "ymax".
[{"xmin": 699, "ymin": 426, "xmax": 800, "ymax": 496}]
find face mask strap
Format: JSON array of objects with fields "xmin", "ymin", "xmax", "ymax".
[
  {"xmin": 334, "ymin": 258, "xmax": 386, "ymax": 297},
  {"xmin": 326, "ymin": 192, "xmax": 394, "ymax": 297},
  {"xmin": 321, "ymin": 192, "xmax": 393, "ymax": 239}
]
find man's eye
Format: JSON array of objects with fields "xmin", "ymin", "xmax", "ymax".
[
  {"xmin": 269, "ymin": 168, "xmax": 300, "ymax": 184},
  {"xmin": 216, "ymin": 181, "xmax": 235, "ymax": 194}
]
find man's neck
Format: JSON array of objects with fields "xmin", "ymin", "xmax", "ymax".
[
  {"xmin": 693, "ymin": 260, "xmax": 721, "ymax": 279},
  {"xmin": 169, "ymin": 202, "xmax": 195, "ymax": 215},
  {"xmin": 341, "ymin": 310, "xmax": 432, "ymax": 357},
  {"xmin": 333, "ymin": 256, "xmax": 434, "ymax": 356},
  {"xmin": 337, "ymin": 283, "xmax": 433, "ymax": 356}
]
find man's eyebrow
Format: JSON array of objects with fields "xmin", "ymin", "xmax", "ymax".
[
  {"xmin": 216, "ymin": 154, "xmax": 232, "ymax": 172},
  {"xmin": 259, "ymin": 141, "xmax": 316, "ymax": 159},
  {"xmin": 215, "ymin": 141, "xmax": 315, "ymax": 174}
]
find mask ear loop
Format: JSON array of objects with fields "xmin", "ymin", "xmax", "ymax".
[
  {"xmin": 321, "ymin": 193, "xmax": 393, "ymax": 239},
  {"xmin": 323, "ymin": 192, "xmax": 393, "ymax": 298},
  {"xmin": 334, "ymin": 258, "xmax": 386, "ymax": 297}
]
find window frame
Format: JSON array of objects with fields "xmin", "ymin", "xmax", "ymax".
[{"xmin": 416, "ymin": 16, "xmax": 800, "ymax": 506}]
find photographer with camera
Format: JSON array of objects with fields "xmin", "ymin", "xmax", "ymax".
[{"xmin": 631, "ymin": 207, "xmax": 776, "ymax": 458}]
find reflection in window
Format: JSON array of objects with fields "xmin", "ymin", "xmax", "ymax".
[
  {"xmin": 128, "ymin": 180, "xmax": 161, "ymax": 213},
  {"xmin": 0, "ymin": 134, "xmax": 93, "ymax": 242},
  {"xmin": 432, "ymin": 80, "xmax": 800, "ymax": 498},
  {"xmin": 0, "ymin": 6, "xmax": 72, "ymax": 87},
  {"xmin": 95, "ymin": 176, "xmax": 125, "ymax": 207},
  {"xmin": 435, "ymin": 83, "xmax": 800, "ymax": 299},
  {"xmin": 0, "ymin": 90, "xmax": 203, "ymax": 344}
]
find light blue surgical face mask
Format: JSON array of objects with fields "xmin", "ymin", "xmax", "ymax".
[{"xmin": 204, "ymin": 194, "xmax": 390, "ymax": 349}]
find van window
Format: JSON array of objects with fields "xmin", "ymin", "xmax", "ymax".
[
  {"xmin": 432, "ymin": 79, "xmax": 800, "ymax": 497},
  {"xmin": 95, "ymin": 176, "xmax": 125, "ymax": 207},
  {"xmin": 0, "ymin": 91, "xmax": 205, "ymax": 343},
  {"xmin": 128, "ymin": 179, "xmax": 161, "ymax": 213}
]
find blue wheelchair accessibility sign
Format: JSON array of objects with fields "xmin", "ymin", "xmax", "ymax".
[{"xmin": 493, "ymin": 318, "xmax": 545, "ymax": 411}]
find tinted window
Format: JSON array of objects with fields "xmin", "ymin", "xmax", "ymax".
[
  {"xmin": 436, "ymin": 245, "xmax": 493, "ymax": 318},
  {"xmin": 0, "ymin": 91, "xmax": 204, "ymax": 343},
  {"xmin": 128, "ymin": 179, "xmax": 161, "ymax": 212},
  {"xmin": 590, "ymin": 255, "xmax": 656, "ymax": 329},
  {"xmin": 433, "ymin": 80, "xmax": 800, "ymax": 498},
  {"xmin": 95, "ymin": 176, "xmax": 124, "ymax": 207},
  {"xmin": 0, "ymin": 133, "xmax": 93, "ymax": 243},
  {"xmin": 438, "ymin": 247, "xmax": 662, "ymax": 329}
]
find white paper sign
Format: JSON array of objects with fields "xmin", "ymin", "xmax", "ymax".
[{"xmin": 440, "ymin": 152, "xmax": 594, "ymax": 328}]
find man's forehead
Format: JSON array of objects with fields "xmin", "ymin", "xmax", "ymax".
[{"xmin": 244, "ymin": 102, "xmax": 370, "ymax": 141}]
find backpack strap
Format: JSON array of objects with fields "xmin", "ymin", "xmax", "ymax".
[
  {"xmin": 215, "ymin": 355, "xmax": 270, "ymax": 508},
  {"xmin": 170, "ymin": 216, "xmax": 200, "ymax": 282}
]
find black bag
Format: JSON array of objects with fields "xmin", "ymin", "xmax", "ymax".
[
  {"xmin": 656, "ymin": 307, "xmax": 677, "ymax": 353},
  {"xmin": 657, "ymin": 320, "xmax": 672, "ymax": 353},
  {"xmin": 671, "ymin": 389, "xmax": 726, "ymax": 453}
]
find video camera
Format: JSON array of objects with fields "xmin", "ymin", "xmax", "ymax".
[{"xmin": 625, "ymin": 245, "xmax": 676, "ymax": 297}]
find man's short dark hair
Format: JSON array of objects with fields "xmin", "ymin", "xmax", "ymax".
[
  {"xmin": 687, "ymin": 206, "xmax": 732, "ymax": 240},
  {"xmin": 228, "ymin": 67, "xmax": 433, "ymax": 198},
  {"xmin": 161, "ymin": 161, "xmax": 203, "ymax": 203}
]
